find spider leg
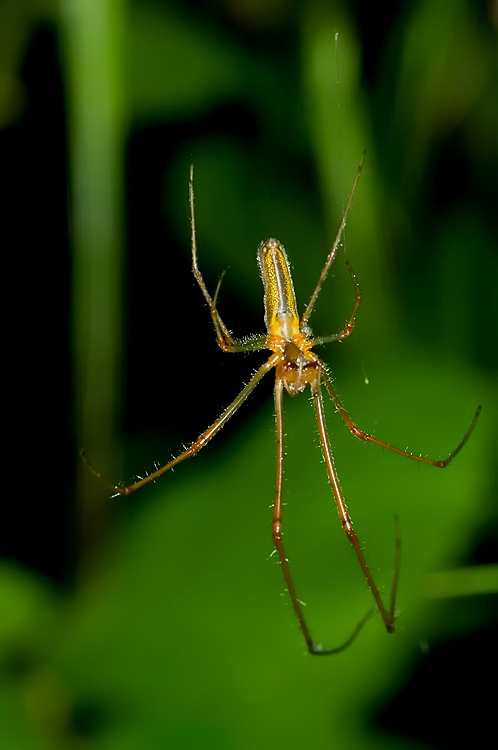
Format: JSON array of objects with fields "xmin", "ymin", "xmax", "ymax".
[
  {"xmin": 321, "ymin": 368, "xmax": 481, "ymax": 468},
  {"xmin": 189, "ymin": 166, "xmax": 267, "ymax": 354},
  {"xmin": 311, "ymin": 260, "xmax": 362, "ymax": 346},
  {"xmin": 82, "ymin": 353, "xmax": 279, "ymax": 495},
  {"xmin": 300, "ymin": 152, "xmax": 365, "ymax": 330},
  {"xmin": 312, "ymin": 371, "xmax": 399, "ymax": 633},
  {"xmin": 272, "ymin": 376, "xmax": 377, "ymax": 655},
  {"xmin": 189, "ymin": 165, "xmax": 232, "ymax": 347}
]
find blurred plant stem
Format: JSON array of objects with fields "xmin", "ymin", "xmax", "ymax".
[
  {"xmin": 62, "ymin": 0, "xmax": 126, "ymax": 574},
  {"xmin": 424, "ymin": 564, "xmax": 498, "ymax": 599}
]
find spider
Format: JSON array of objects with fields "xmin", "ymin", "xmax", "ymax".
[{"xmin": 83, "ymin": 156, "xmax": 481, "ymax": 654}]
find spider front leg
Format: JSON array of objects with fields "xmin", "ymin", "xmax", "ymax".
[
  {"xmin": 312, "ymin": 370, "xmax": 400, "ymax": 634},
  {"xmin": 321, "ymin": 369, "xmax": 481, "ymax": 468},
  {"xmin": 272, "ymin": 377, "xmax": 376, "ymax": 655}
]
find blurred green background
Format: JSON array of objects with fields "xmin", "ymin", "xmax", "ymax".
[{"xmin": 1, "ymin": 0, "xmax": 497, "ymax": 748}]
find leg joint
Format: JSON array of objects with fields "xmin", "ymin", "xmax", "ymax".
[{"xmin": 272, "ymin": 520, "xmax": 282, "ymax": 542}]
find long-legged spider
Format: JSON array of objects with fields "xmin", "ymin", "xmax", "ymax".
[{"xmin": 83, "ymin": 156, "xmax": 481, "ymax": 654}]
